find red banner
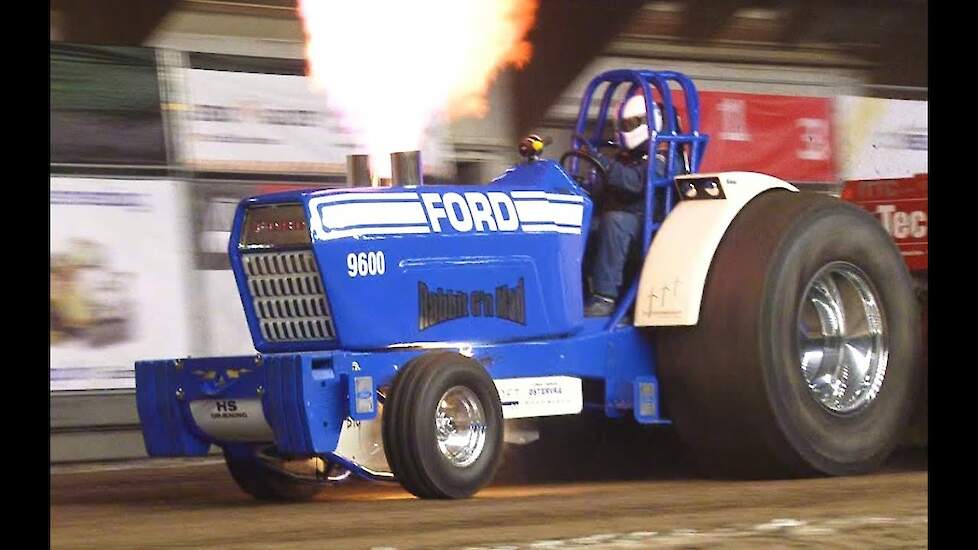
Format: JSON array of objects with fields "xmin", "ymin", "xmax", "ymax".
[
  {"xmin": 671, "ymin": 91, "xmax": 834, "ymax": 182},
  {"xmin": 841, "ymin": 174, "xmax": 928, "ymax": 272}
]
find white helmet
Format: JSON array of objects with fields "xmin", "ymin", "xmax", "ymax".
[{"xmin": 617, "ymin": 94, "xmax": 663, "ymax": 151}]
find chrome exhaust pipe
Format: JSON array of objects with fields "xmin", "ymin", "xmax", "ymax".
[
  {"xmin": 346, "ymin": 154, "xmax": 373, "ymax": 187},
  {"xmin": 390, "ymin": 150, "xmax": 423, "ymax": 186}
]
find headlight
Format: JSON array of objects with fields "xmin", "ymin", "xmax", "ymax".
[{"xmin": 674, "ymin": 177, "xmax": 725, "ymax": 201}]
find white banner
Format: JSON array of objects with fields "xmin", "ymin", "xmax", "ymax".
[
  {"xmin": 174, "ymin": 68, "xmax": 454, "ymax": 177},
  {"xmin": 836, "ymin": 96, "xmax": 927, "ymax": 180},
  {"xmin": 50, "ymin": 178, "xmax": 192, "ymax": 391},
  {"xmin": 494, "ymin": 376, "xmax": 583, "ymax": 419}
]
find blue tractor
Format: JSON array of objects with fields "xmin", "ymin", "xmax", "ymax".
[{"xmin": 135, "ymin": 70, "xmax": 920, "ymax": 500}]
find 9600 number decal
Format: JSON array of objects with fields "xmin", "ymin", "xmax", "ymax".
[{"xmin": 347, "ymin": 251, "xmax": 386, "ymax": 277}]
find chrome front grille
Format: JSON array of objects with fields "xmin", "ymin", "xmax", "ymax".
[{"xmin": 242, "ymin": 250, "xmax": 336, "ymax": 342}]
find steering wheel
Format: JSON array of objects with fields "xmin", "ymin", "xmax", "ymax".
[{"xmin": 559, "ymin": 149, "xmax": 608, "ymax": 195}]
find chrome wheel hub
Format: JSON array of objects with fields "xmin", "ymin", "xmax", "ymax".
[
  {"xmin": 797, "ymin": 262, "xmax": 888, "ymax": 414},
  {"xmin": 435, "ymin": 386, "xmax": 487, "ymax": 468}
]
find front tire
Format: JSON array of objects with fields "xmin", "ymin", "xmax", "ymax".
[
  {"xmin": 383, "ymin": 352, "xmax": 504, "ymax": 499},
  {"xmin": 657, "ymin": 191, "xmax": 920, "ymax": 478}
]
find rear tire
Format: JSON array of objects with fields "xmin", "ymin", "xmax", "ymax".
[
  {"xmin": 656, "ymin": 191, "xmax": 920, "ymax": 478},
  {"xmin": 903, "ymin": 274, "xmax": 928, "ymax": 447},
  {"xmin": 383, "ymin": 352, "xmax": 503, "ymax": 499}
]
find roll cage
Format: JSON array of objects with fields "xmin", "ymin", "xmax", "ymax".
[{"xmin": 572, "ymin": 69, "xmax": 710, "ymax": 328}]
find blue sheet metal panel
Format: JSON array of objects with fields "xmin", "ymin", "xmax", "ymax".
[
  {"xmin": 136, "ymin": 355, "xmax": 270, "ymax": 455},
  {"xmin": 296, "ymin": 354, "xmax": 347, "ymax": 454},
  {"xmin": 254, "ymin": 351, "xmax": 405, "ymax": 455},
  {"xmin": 227, "ymin": 198, "xmax": 342, "ymax": 355},
  {"xmin": 134, "ymin": 359, "xmax": 210, "ymax": 456},
  {"xmin": 226, "ymin": 161, "xmax": 590, "ymax": 354},
  {"xmin": 174, "ymin": 355, "xmax": 265, "ymax": 401},
  {"xmin": 261, "ymin": 353, "xmax": 314, "ymax": 455},
  {"xmin": 227, "ymin": 204, "xmax": 269, "ymax": 353},
  {"xmin": 603, "ymin": 329, "xmax": 658, "ymax": 418},
  {"xmin": 334, "ymin": 322, "xmax": 658, "ymax": 417},
  {"xmin": 280, "ymin": 321, "xmax": 655, "ymax": 391},
  {"xmin": 135, "ymin": 354, "xmax": 350, "ymax": 457},
  {"xmin": 135, "ymin": 323, "xmax": 664, "ymax": 459},
  {"xmin": 303, "ymin": 161, "xmax": 591, "ymax": 351}
]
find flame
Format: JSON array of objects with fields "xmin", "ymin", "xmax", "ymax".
[{"xmin": 298, "ymin": 0, "xmax": 538, "ymax": 178}]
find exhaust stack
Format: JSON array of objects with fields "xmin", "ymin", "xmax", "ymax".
[
  {"xmin": 390, "ymin": 150, "xmax": 423, "ymax": 186},
  {"xmin": 346, "ymin": 151, "xmax": 424, "ymax": 187},
  {"xmin": 346, "ymin": 154, "xmax": 373, "ymax": 187}
]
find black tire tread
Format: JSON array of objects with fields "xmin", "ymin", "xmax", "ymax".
[
  {"xmin": 656, "ymin": 190, "xmax": 919, "ymax": 478},
  {"xmin": 224, "ymin": 451, "xmax": 327, "ymax": 502},
  {"xmin": 383, "ymin": 352, "xmax": 503, "ymax": 499}
]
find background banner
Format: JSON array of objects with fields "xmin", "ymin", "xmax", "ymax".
[
  {"xmin": 549, "ymin": 87, "xmax": 837, "ymax": 183},
  {"xmin": 50, "ymin": 178, "xmax": 192, "ymax": 391},
  {"xmin": 50, "ymin": 44, "xmax": 167, "ymax": 166},
  {"xmin": 174, "ymin": 68, "xmax": 455, "ymax": 177},
  {"xmin": 835, "ymin": 96, "xmax": 927, "ymax": 180},
  {"xmin": 678, "ymin": 90, "xmax": 835, "ymax": 183}
]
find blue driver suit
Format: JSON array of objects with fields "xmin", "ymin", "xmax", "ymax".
[{"xmin": 589, "ymin": 150, "xmax": 670, "ymax": 299}]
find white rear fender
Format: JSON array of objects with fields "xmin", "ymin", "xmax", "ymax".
[{"xmin": 634, "ymin": 172, "xmax": 798, "ymax": 327}]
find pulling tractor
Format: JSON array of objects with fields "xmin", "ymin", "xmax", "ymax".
[{"xmin": 135, "ymin": 70, "xmax": 920, "ymax": 500}]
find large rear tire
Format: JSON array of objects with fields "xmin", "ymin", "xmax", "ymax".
[
  {"xmin": 903, "ymin": 274, "xmax": 928, "ymax": 447},
  {"xmin": 656, "ymin": 191, "xmax": 920, "ymax": 478}
]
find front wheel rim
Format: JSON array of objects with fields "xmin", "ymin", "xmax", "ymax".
[
  {"xmin": 797, "ymin": 262, "xmax": 888, "ymax": 414},
  {"xmin": 435, "ymin": 385, "xmax": 488, "ymax": 468}
]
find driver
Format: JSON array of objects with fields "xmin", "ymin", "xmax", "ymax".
[{"xmin": 584, "ymin": 94, "xmax": 666, "ymax": 317}]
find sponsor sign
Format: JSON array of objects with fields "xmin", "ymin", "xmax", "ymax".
[
  {"xmin": 50, "ymin": 178, "xmax": 192, "ymax": 391},
  {"xmin": 546, "ymin": 80, "xmax": 836, "ymax": 183},
  {"xmin": 494, "ymin": 376, "xmax": 584, "ymax": 419},
  {"xmin": 843, "ymin": 174, "xmax": 928, "ymax": 271},
  {"xmin": 682, "ymin": 91, "xmax": 836, "ymax": 182}
]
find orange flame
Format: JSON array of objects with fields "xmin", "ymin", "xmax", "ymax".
[{"xmin": 298, "ymin": 0, "xmax": 538, "ymax": 178}]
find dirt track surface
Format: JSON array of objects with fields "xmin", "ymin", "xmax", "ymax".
[{"xmin": 51, "ymin": 446, "xmax": 927, "ymax": 549}]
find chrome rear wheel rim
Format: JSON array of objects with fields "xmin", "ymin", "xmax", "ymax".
[{"xmin": 797, "ymin": 262, "xmax": 888, "ymax": 414}]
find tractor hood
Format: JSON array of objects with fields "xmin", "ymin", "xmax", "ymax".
[{"xmin": 229, "ymin": 160, "xmax": 593, "ymax": 353}]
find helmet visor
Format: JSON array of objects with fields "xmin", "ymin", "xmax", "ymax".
[{"xmin": 620, "ymin": 114, "xmax": 646, "ymax": 133}]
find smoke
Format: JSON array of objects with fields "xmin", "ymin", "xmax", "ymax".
[{"xmin": 298, "ymin": 0, "xmax": 538, "ymax": 178}]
